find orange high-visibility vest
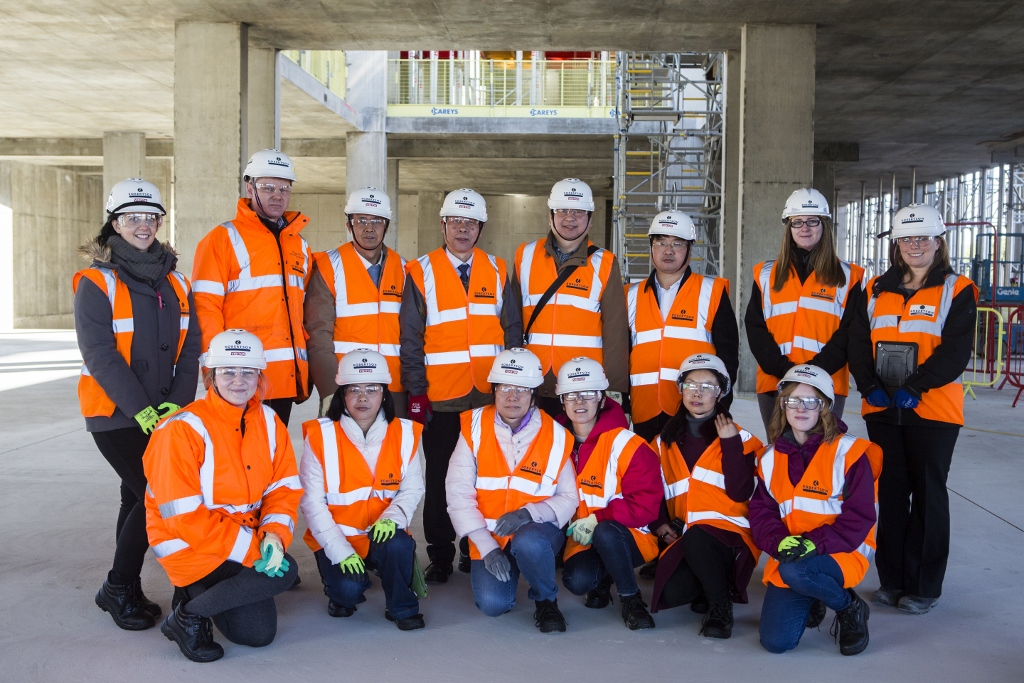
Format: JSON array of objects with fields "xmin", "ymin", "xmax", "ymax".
[
  {"xmin": 565, "ymin": 427, "xmax": 659, "ymax": 563},
  {"xmin": 461, "ymin": 406, "xmax": 573, "ymax": 559},
  {"xmin": 754, "ymin": 259, "xmax": 864, "ymax": 396},
  {"xmin": 192, "ymin": 198, "xmax": 312, "ymax": 400},
  {"xmin": 143, "ymin": 390, "xmax": 302, "ymax": 587},
  {"xmin": 758, "ymin": 434, "xmax": 882, "ymax": 589},
  {"xmin": 627, "ymin": 275, "xmax": 729, "ymax": 423},
  {"xmin": 515, "ymin": 239, "xmax": 615, "ymax": 375},
  {"xmin": 653, "ymin": 425, "xmax": 763, "ymax": 558},
  {"xmin": 863, "ymin": 273, "xmax": 978, "ymax": 425},
  {"xmin": 406, "ymin": 248, "xmax": 506, "ymax": 402},
  {"xmin": 301, "ymin": 416, "xmax": 422, "ymax": 559},
  {"xmin": 72, "ymin": 266, "xmax": 191, "ymax": 418},
  {"xmin": 313, "ymin": 243, "xmax": 406, "ymax": 392}
]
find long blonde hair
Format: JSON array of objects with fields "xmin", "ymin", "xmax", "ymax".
[
  {"xmin": 772, "ymin": 216, "xmax": 845, "ymax": 292},
  {"xmin": 767, "ymin": 381, "xmax": 840, "ymax": 445}
]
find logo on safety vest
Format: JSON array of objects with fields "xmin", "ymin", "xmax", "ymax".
[
  {"xmin": 475, "ymin": 285, "xmax": 496, "ymax": 300},
  {"xmin": 908, "ymin": 304, "xmax": 936, "ymax": 317},
  {"xmin": 580, "ymin": 474, "xmax": 603, "ymax": 491},
  {"xmin": 802, "ymin": 479, "xmax": 829, "ymax": 496},
  {"xmin": 810, "ymin": 287, "xmax": 835, "ymax": 302},
  {"xmin": 671, "ymin": 308, "xmax": 695, "ymax": 322},
  {"xmin": 519, "ymin": 461, "xmax": 543, "ymax": 476},
  {"xmin": 383, "ymin": 284, "xmax": 402, "ymax": 298},
  {"xmin": 380, "ymin": 472, "xmax": 401, "ymax": 486},
  {"xmin": 565, "ymin": 277, "xmax": 589, "ymax": 292}
]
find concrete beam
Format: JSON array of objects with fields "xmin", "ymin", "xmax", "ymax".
[
  {"xmin": 248, "ymin": 48, "xmax": 281, "ymax": 153},
  {"xmin": 102, "ymin": 132, "xmax": 145, "ymax": 199},
  {"xmin": 814, "ymin": 142, "xmax": 859, "ymax": 163},
  {"xmin": 386, "ymin": 117, "xmax": 620, "ymax": 136},
  {"xmin": 0, "ymin": 138, "xmax": 172, "ymax": 158},
  {"xmin": 277, "ymin": 52, "xmax": 362, "ymax": 131}
]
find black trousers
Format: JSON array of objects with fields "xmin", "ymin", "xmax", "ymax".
[
  {"xmin": 92, "ymin": 428, "xmax": 151, "ymax": 584},
  {"xmin": 867, "ymin": 420, "xmax": 959, "ymax": 598},
  {"xmin": 422, "ymin": 410, "xmax": 462, "ymax": 564},
  {"xmin": 659, "ymin": 525, "xmax": 736, "ymax": 608},
  {"xmin": 264, "ymin": 398, "xmax": 293, "ymax": 426},
  {"xmin": 632, "ymin": 412, "xmax": 672, "ymax": 442}
]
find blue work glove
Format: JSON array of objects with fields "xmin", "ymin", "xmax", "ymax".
[
  {"xmin": 865, "ymin": 389, "xmax": 891, "ymax": 408},
  {"xmin": 483, "ymin": 548, "xmax": 512, "ymax": 583},
  {"xmin": 253, "ymin": 532, "xmax": 290, "ymax": 577},
  {"xmin": 894, "ymin": 388, "xmax": 920, "ymax": 409},
  {"xmin": 370, "ymin": 518, "xmax": 397, "ymax": 544},
  {"xmin": 777, "ymin": 535, "xmax": 816, "ymax": 564},
  {"xmin": 493, "ymin": 508, "xmax": 533, "ymax": 537}
]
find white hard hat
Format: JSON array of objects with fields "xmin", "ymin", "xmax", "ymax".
[
  {"xmin": 205, "ymin": 329, "xmax": 267, "ymax": 370},
  {"xmin": 335, "ymin": 349, "xmax": 392, "ymax": 386},
  {"xmin": 777, "ymin": 364, "xmax": 835, "ymax": 405},
  {"xmin": 440, "ymin": 188, "xmax": 488, "ymax": 223},
  {"xmin": 106, "ymin": 178, "xmax": 165, "ymax": 215},
  {"xmin": 344, "ymin": 187, "xmax": 392, "ymax": 220},
  {"xmin": 487, "ymin": 348, "xmax": 543, "ymax": 389},
  {"xmin": 243, "ymin": 149, "xmax": 297, "ymax": 182},
  {"xmin": 649, "ymin": 211, "xmax": 697, "ymax": 241},
  {"xmin": 891, "ymin": 203, "xmax": 946, "ymax": 239},
  {"xmin": 548, "ymin": 178, "xmax": 595, "ymax": 212},
  {"xmin": 555, "ymin": 357, "xmax": 609, "ymax": 395},
  {"xmin": 677, "ymin": 353, "xmax": 731, "ymax": 396},
  {"xmin": 781, "ymin": 188, "xmax": 830, "ymax": 220}
]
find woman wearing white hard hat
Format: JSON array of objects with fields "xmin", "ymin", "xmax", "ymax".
[
  {"xmin": 143, "ymin": 330, "xmax": 301, "ymax": 662},
  {"xmin": 749, "ymin": 365, "xmax": 881, "ymax": 656},
  {"xmin": 299, "ymin": 349, "xmax": 426, "ymax": 631},
  {"xmin": 849, "ymin": 203, "xmax": 977, "ymax": 615},
  {"xmin": 648, "ymin": 354, "xmax": 764, "ymax": 639},
  {"xmin": 445, "ymin": 348, "xmax": 579, "ymax": 633},
  {"xmin": 74, "ymin": 177, "xmax": 201, "ymax": 632},
  {"xmin": 744, "ymin": 188, "xmax": 865, "ymax": 433},
  {"xmin": 627, "ymin": 210, "xmax": 739, "ymax": 441},
  {"xmin": 555, "ymin": 358, "xmax": 663, "ymax": 630}
]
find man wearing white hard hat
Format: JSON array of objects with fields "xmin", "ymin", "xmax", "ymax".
[
  {"xmin": 513, "ymin": 178, "xmax": 629, "ymax": 416},
  {"xmin": 627, "ymin": 210, "xmax": 739, "ymax": 441},
  {"xmin": 192, "ymin": 149, "xmax": 312, "ymax": 426},
  {"xmin": 299, "ymin": 349, "xmax": 426, "ymax": 630},
  {"xmin": 445, "ymin": 348, "xmax": 578, "ymax": 632},
  {"xmin": 305, "ymin": 187, "xmax": 408, "ymax": 418},
  {"xmin": 400, "ymin": 189, "xmax": 523, "ymax": 583}
]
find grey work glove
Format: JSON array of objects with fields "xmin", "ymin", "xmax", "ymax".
[
  {"xmin": 493, "ymin": 508, "xmax": 533, "ymax": 537},
  {"xmin": 483, "ymin": 548, "xmax": 512, "ymax": 583}
]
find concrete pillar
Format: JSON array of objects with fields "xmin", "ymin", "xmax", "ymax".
[
  {"xmin": 721, "ymin": 50, "xmax": 741, "ymax": 310},
  {"xmin": 247, "ymin": 47, "xmax": 280, "ymax": 153},
  {"xmin": 385, "ymin": 159, "xmax": 399, "ymax": 251},
  {"xmin": 102, "ymin": 132, "xmax": 146, "ymax": 199},
  {"xmin": 417, "ymin": 191, "xmax": 444, "ymax": 255},
  {"xmin": 173, "ymin": 22, "xmax": 248, "ymax": 275},
  {"xmin": 344, "ymin": 52, "xmax": 390, "ymax": 250},
  {"xmin": 735, "ymin": 24, "xmax": 816, "ymax": 392},
  {"xmin": 813, "ymin": 162, "xmax": 836, "ymax": 217},
  {"xmin": 0, "ymin": 163, "xmax": 12, "ymax": 330}
]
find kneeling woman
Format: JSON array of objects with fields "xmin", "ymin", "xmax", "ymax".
[
  {"xmin": 649, "ymin": 354, "xmax": 764, "ymax": 639},
  {"xmin": 750, "ymin": 365, "xmax": 881, "ymax": 656},
  {"xmin": 300, "ymin": 350, "xmax": 425, "ymax": 630},
  {"xmin": 144, "ymin": 330, "xmax": 302, "ymax": 663},
  {"xmin": 557, "ymin": 358, "xmax": 663, "ymax": 631}
]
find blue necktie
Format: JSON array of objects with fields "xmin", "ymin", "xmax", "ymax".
[
  {"xmin": 368, "ymin": 263, "xmax": 382, "ymax": 288},
  {"xmin": 458, "ymin": 263, "xmax": 470, "ymax": 291}
]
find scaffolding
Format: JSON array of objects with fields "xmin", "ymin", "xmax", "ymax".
[{"xmin": 612, "ymin": 52, "xmax": 725, "ymax": 283}]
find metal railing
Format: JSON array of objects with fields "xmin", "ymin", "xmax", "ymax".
[
  {"xmin": 282, "ymin": 50, "xmax": 346, "ymax": 98},
  {"xmin": 964, "ymin": 306, "xmax": 1005, "ymax": 399}
]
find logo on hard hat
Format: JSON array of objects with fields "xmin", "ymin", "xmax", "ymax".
[
  {"xmin": 362, "ymin": 194, "xmax": 381, "ymax": 207},
  {"xmin": 128, "ymin": 187, "xmax": 153, "ymax": 200},
  {"xmin": 793, "ymin": 367, "xmax": 817, "ymax": 379},
  {"xmin": 659, "ymin": 217, "xmax": 678, "ymax": 226},
  {"xmin": 268, "ymin": 156, "xmax": 289, "ymax": 168},
  {"xmin": 902, "ymin": 213, "xmax": 924, "ymax": 224},
  {"xmin": 500, "ymin": 359, "xmax": 523, "ymax": 372},
  {"xmin": 352, "ymin": 358, "xmax": 378, "ymax": 373},
  {"xmin": 563, "ymin": 187, "xmax": 584, "ymax": 200},
  {"xmin": 455, "ymin": 196, "xmax": 475, "ymax": 209},
  {"xmin": 801, "ymin": 201, "xmax": 819, "ymax": 208},
  {"xmin": 224, "ymin": 340, "xmax": 252, "ymax": 354},
  {"xmin": 691, "ymin": 355, "xmax": 711, "ymax": 364},
  {"xmin": 567, "ymin": 367, "xmax": 590, "ymax": 381}
]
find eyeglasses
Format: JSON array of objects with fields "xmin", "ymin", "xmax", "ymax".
[
  {"xmin": 496, "ymin": 385, "xmax": 533, "ymax": 395},
  {"xmin": 117, "ymin": 214, "xmax": 163, "ymax": 229},
  {"xmin": 444, "ymin": 217, "xmax": 480, "ymax": 227},
  {"xmin": 897, "ymin": 236, "xmax": 933, "ymax": 245},
  {"xmin": 781, "ymin": 396, "xmax": 825, "ymax": 411},
  {"xmin": 344, "ymin": 384, "xmax": 383, "ymax": 397},
  {"xmin": 352, "ymin": 217, "xmax": 387, "ymax": 228},
  {"xmin": 553, "ymin": 209, "xmax": 589, "ymax": 218},
  {"xmin": 254, "ymin": 182, "xmax": 293, "ymax": 197},
  {"xmin": 215, "ymin": 367, "xmax": 259, "ymax": 380},
  {"xmin": 652, "ymin": 239, "xmax": 690, "ymax": 250},
  {"xmin": 679, "ymin": 381, "xmax": 720, "ymax": 395},
  {"xmin": 561, "ymin": 390, "xmax": 601, "ymax": 403},
  {"xmin": 789, "ymin": 218, "xmax": 822, "ymax": 229}
]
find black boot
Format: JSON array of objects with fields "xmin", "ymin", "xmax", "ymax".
[
  {"xmin": 132, "ymin": 578, "xmax": 162, "ymax": 618},
  {"xmin": 690, "ymin": 593, "xmax": 709, "ymax": 614},
  {"xmin": 423, "ymin": 561, "xmax": 453, "ymax": 584},
  {"xmin": 457, "ymin": 553, "xmax": 472, "ymax": 574},
  {"xmin": 95, "ymin": 577, "xmax": 154, "ymax": 631},
  {"xmin": 533, "ymin": 599, "xmax": 567, "ymax": 633},
  {"xmin": 700, "ymin": 602, "xmax": 733, "ymax": 639},
  {"xmin": 386, "ymin": 610, "xmax": 426, "ymax": 631},
  {"xmin": 831, "ymin": 589, "xmax": 870, "ymax": 656},
  {"xmin": 161, "ymin": 603, "xmax": 224, "ymax": 663},
  {"xmin": 584, "ymin": 576, "xmax": 613, "ymax": 609},
  {"xmin": 638, "ymin": 559, "xmax": 658, "ymax": 580},
  {"xmin": 620, "ymin": 593, "xmax": 655, "ymax": 630},
  {"xmin": 806, "ymin": 598, "xmax": 826, "ymax": 629},
  {"xmin": 327, "ymin": 601, "xmax": 356, "ymax": 617}
]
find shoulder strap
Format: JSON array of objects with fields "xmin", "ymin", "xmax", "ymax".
[{"xmin": 524, "ymin": 244, "xmax": 599, "ymax": 343}]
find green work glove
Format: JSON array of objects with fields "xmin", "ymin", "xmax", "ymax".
[
  {"xmin": 339, "ymin": 553, "xmax": 366, "ymax": 574},
  {"xmin": 370, "ymin": 518, "xmax": 397, "ymax": 544},
  {"xmin": 134, "ymin": 406, "xmax": 160, "ymax": 435},
  {"xmin": 411, "ymin": 554, "xmax": 429, "ymax": 599},
  {"xmin": 566, "ymin": 513, "xmax": 599, "ymax": 546},
  {"xmin": 777, "ymin": 535, "xmax": 816, "ymax": 564},
  {"xmin": 156, "ymin": 402, "xmax": 181, "ymax": 421},
  {"xmin": 253, "ymin": 532, "xmax": 289, "ymax": 577}
]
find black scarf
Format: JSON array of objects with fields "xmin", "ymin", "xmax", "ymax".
[{"xmin": 107, "ymin": 235, "xmax": 174, "ymax": 287}]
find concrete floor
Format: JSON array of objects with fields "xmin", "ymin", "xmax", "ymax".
[{"xmin": 1, "ymin": 330, "xmax": 1021, "ymax": 681}]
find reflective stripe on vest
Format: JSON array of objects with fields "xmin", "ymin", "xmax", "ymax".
[
  {"xmin": 469, "ymin": 407, "xmax": 566, "ymax": 503},
  {"xmin": 579, "ymin": 429, "xmax": 635, "ymax": 509}
]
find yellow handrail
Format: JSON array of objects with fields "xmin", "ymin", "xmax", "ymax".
[{"xmin": 964, "ymin": 306, "xmax": 1004, "ymax": 399}]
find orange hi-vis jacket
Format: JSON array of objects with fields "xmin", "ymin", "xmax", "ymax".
[
  {"xmin": 863, "ymin": 273, "xmax": 978, "ymax": 425},
  {"xmin": 652, "ymin": 425, "xmax": 763, "ymax": 558},
  {"xmin": 406, "ymin": 247, "xmax": 506, "ymax": 402},
  {"xmin": 192, "ymin": 198, "xmax": 312, "ymax": 400},
  {"xmin": 626, "ymin": 274, "xmax": 730, "ymax": 423},
  {"xmin": 313, "ymin": 243, "xmax": 406, "ymax": 392},
  {"xmin": 515, "ymin": 239, "xmax": 615, "ymax": 375},
  {"xmin": 565, "ymin": 427, "xmax": 659, "ymax": 563},
  {"xmin": 461, "ymin": 405, "xmax": 573, "ymax": 560},
  {"xmin": 754, "ymin": 259, "xmax": 864, "ymax": 396},
  {"xmin": 758, "ymin": 434, "xmax": 882, "ymax": 589},
  {"xmin": 301, "ymin": 416, "xmax": 422, "ymax": 559},
  {"xmin": 143, "ymin": 389, "xmax": 302, "ymax": 587},
  {"xmin": 72, "ymin": 266, "xmax": 191, "ymax": 417}
]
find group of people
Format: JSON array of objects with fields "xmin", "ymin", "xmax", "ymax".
[{"xmin": 74, "ymin": 148, "xmax": 976, "ymax": 662}]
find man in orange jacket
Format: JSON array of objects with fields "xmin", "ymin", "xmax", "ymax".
[{"xmin": 192, "ymin": 149, "xmax": 313, "ymax": 425}]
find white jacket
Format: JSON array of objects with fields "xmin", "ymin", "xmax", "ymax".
[
  {"xmin": 300, "ymin": 412, "xmax": 425, "ymax": 564},
  {"xmin": 445, "ymin": 407, "xmax": 579, "ymax": 557}
]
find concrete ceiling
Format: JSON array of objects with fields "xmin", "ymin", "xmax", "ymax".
[{"xmin": 2, "ymin": 1, "xmax": 1024, "ymax": 202}]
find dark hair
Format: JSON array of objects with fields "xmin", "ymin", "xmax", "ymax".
[
  {"xmin": 326, "ymin": 384, "xmax": 396, "ymax": 423},
  {"xmin": 95, "ymin": 215, "xmax": 118, "ymax": 248},
  {"xmin": 659, "ymin": 369, "xmax": 728, "ymax": 444}
]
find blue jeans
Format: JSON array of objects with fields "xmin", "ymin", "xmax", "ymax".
[
  {"xmin": 314, "ymin": 531, "xmax": 420, "ymax": 620},
  {"xmin": 471, "ymin": 522, "xmax": 564, "ymax": 616},
  {"xmin": 562, "ymin": 520, "xmax": 645, "ymax": 598},
  {"xmin": 759, "ymin": 554, "xmax": 852, "ymax": 654}
]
